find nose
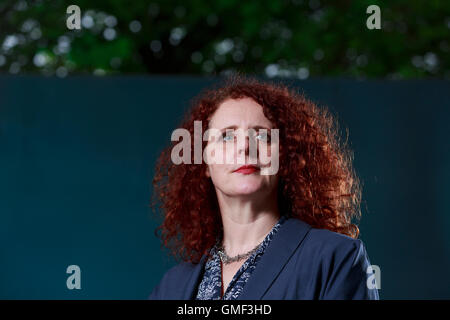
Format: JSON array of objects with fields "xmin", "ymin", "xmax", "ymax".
[
  {"xmin": 237, "ymin": 130, "xmax": 258, "ymax": 160},
  {"xmin": 236, "ymin": 130, "xmax": 248, "ymax": 154}
]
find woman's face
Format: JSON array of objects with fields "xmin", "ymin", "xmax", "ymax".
[{"xmin": 205, "ymin": 97, "xmax": 279, "ymax": 198}]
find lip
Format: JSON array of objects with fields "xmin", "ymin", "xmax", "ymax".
[{"xmin": 233, "ymin": 165, "xmax": 260, "ymax": 175}]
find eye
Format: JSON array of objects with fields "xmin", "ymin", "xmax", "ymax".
[
  {"xmin": 256, "ymin": 131, "xmax": 271, "ymax": 142},
  {"xmin": 222, "ymin": 131, "xmax": 234, "ymax": 142}
]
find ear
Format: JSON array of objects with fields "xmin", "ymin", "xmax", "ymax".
[{"xmin": 205, "ymin": 166, "xmax": 211, "ymax": 178}]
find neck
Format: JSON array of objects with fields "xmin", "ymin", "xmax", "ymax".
[{"xmin": 216, "ymin": 190, "xmax": 280, "ymax": 256}]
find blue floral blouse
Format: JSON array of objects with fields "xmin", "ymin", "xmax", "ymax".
[{"xmin": 195, "ymin": 215, "xmax": 288, "ymax": 300}]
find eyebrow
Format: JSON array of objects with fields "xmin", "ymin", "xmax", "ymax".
[{"xmin": 219, "ymin": 125, "xmax": 271, "ymax": 132}]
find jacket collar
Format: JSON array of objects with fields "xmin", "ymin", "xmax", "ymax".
[{"xmin": 182, "ymin": 217, "xmax": 312, "ymax": 300}]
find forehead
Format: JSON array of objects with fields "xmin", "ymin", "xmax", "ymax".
[{"xmin": 208, "ymin": 97, "xmax": 272, "ymax": 129}]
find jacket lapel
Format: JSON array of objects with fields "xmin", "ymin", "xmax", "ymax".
[{"xmin": 237, "ymin": 217, "xmax": 312, "ymax": 300}]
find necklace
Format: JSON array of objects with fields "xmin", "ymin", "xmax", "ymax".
[{"xmin": 216, "ymin": 241, "xmax": 263, "ymax": 265}]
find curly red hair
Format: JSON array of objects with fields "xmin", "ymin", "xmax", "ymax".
[{"xmin": 151, "ymin": 74, "xmax": 361, "ymax": 263}]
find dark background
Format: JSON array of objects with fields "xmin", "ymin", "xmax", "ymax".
[
  {"xmin": 1, "ymin": 0, "xmax": 449, "ymax": 299},
  {"xmin": 0, "ymin": 75, "xmax": 449, "ymax": 299},
  {"xmin": 1, "ymin": 0, "xmax": 449, "ymax": 79}
]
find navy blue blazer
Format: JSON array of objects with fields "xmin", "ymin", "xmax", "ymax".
[{"xmin": 149, "ymin": 217, "xmax": 379, "ymax": 300}]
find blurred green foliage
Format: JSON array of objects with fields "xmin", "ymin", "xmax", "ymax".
[{"xmin": 0, "ymin": 0, "xmax": 449, "ymax": 78}]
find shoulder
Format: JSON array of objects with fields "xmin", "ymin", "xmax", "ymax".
[
  {"xmin": 165, "ymin": 260, "xmax": 199, "ymax": 277},
  {"xmin": 298, "ymin": 224, "xmax": 371, "ymax": 274},
  {"xmin": 290, "ymin": 223, "xmax": 378, "ymax": 299},
  {"xmin": 284, "ymin": 217, "xmax": 365, "ymax": 261},
  {"xmin": 303, "ymin": 226, "xmax": 365, "ymax": 259},
  {"xmin": 162, "ymin": 261, "xmax": 192, "ymax": 282}
]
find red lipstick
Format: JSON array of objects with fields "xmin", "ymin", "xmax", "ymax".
[{"xmin": 233, "ymin": 165, "xmax": 260, "ymax": 175}]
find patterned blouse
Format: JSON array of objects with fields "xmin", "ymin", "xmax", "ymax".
[{"xmin": 195, "ymin": 215, "xmax": 288, "ymax": 300}]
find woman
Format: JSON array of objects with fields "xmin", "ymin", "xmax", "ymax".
[{"xmin": 149, "ymin": 74, "xmax": 379, "ymax": 300}]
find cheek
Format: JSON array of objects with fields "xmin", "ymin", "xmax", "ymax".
[
  {"xmin": 206, "ymin": 142, "xmax": 236, "ymax": 165},
  {"xmin": 222, "ymin": 142, "xmax": 238, "ymax": 164},
  {"xmin": 257, "ymin": 141, "xmax": 278, "ymax": 157},
  {"xmin": 208, "ymin": 164, "xmax": 229, "ymax": 185},
  {"xmin": 258, "ymin": 142, "xmax": 280, "ymax": 170}
]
